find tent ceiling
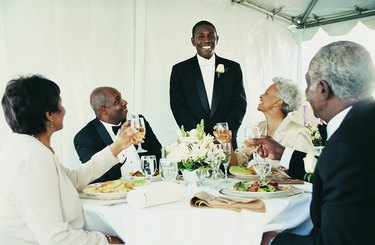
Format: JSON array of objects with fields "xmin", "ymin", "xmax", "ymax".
[{"xmin": 232, "ymin": 0, "xmax": 375, "ymax": 29}]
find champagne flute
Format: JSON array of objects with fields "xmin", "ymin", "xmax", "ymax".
[
  {"xmin": 252, "ymin": 153, "xmax": 271, "ymax": 181},
  {"xmin": 130, "ymin": 115, "xmax": 147, "ymax": 153},
  {"xmin": 220, "ymin": 142, "xmax": 231, "ymax": 179},
  {"xmin": 245, "ymin": 126, "xmax": 261, "ymax": 152},
  {"xmin": 209, "ymin": 144, "xmax": 222, "ymax": 188},
  {"xmin": 141, "ymin": 155, "xmax": 156, "ymax": 183},
  {"xmin": 215, "ymin": 122, "xmax": 231, "ymax": 143}
]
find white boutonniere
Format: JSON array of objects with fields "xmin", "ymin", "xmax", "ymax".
[
  {"xmin": 303, "ymin": 153, "xmax": 317, "ymax": 173},
  {"xmin": 216, "ymin": 64, "xmax": 228, "ymax": 78}
]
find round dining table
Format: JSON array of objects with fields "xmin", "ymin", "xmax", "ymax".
[{"xmin": 81, "ymin": 179, "xmax": 313, "ymax": 245}]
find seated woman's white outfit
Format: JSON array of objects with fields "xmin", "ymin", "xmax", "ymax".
[
  {"xmin": 0, "ymin": 134, "xmax": 118, "ymax": 244},
  {"xmin": 235, "ymin": 114, "xmax": 314, "ymax": 168}
]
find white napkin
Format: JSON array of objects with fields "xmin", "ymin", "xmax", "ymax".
[{"xmin": 127, "ymin": 182, "xmax": 184, "ymax": 208}]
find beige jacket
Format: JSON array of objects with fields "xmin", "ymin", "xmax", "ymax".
[
  {"xmin": 0, "ymin": 133, "xmax": 118, "ymax": 245},
  {"xmin": 236, "ymin": 114, "xmax": 314, "ymax": 167}
]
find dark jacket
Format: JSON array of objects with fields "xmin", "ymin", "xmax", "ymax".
[
  {"xmin": 74, "ymin": 115, "xmax": 161, "ymax": 183},
  {"xmin": 170, "ymin": 55, "xmax": 247, "ymax": 149},
  {"xmin": 274, "ymin": 98, "xmax": 375, "ymax": 244}
]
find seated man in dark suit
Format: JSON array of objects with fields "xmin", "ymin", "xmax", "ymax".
[
  {"xmin": 74, "ymin": 86, "xmax": 162, "ymax": 183},
  {"xmin": 253, "ymin": 41, "xmax": 375, "ymax": 245}
]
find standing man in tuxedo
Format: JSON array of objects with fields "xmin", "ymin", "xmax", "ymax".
[
  {"xmin": 74, "ymin": 86, "xmax": 161, "ymax": 183},
  {"xmin": 257, "ymin": 41, "xmax": 375, "ymax": 244},
  {"xmin": 169, "ymin": 20, "xmax": 247, "ymax": 149}
]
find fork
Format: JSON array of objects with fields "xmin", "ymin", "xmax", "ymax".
[{"xmin": 207, "ymin": 196, "xmax": 234, "ymax": 205}]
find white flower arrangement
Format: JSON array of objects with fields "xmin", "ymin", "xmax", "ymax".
[
  {"xmin": 165, "ymin": 120, "xmax": 225, "ymax": 170},
  {"xmin": 215, "ymin": 64, "xmax": 227, "ymax": 78}
]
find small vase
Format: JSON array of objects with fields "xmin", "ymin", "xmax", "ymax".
[{"xmin": 182, "ymin": 169, "xmax": 200, "ymax": 186}]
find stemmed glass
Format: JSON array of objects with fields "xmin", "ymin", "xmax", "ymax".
[
  {"xmin": 252, "ymin": 153, "xmax": 271, "ymax": 181},
  {"xmin": 130, "ymin": 114, "xmax": 147, "ymax": 153},
  {"xmin": 245, "ymin": 126, "xmax": 261, "ymax": 152},
  {"xmin": 215, "ymin": 122, "xmax": 231, "ymax": 143},
  {"xmin": 141, "ymin": 155, "xmax": 156, "ymax": 183},
  {"xmin": 220, "ymin": 142, "xmax": 231, "ymax": 179},
  {"xmin": 210, "ymin": 145, "xmax": 222, "ymax": 187}
]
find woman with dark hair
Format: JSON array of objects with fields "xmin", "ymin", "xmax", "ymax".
[{"xmin": 0, "ymin": 75, "xmax": 132, "ymax": 244}]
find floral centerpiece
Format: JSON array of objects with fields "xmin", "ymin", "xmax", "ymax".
[{"xmin": 165, "ymin": 120, "xmax": 225, "ymax": 171}]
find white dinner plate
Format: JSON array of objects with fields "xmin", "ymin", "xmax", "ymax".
[
  {"xmin": 82, "ymin": 183, "xmax": 129, "ymax": 200},
  {"xmin": 229, "ymin": 168, "xmax": 279, "ymax": 179},
  {"xmin": 219, "ymin": 186, "xmax": 303, "ymax": 199},
  {"xmin": 123, "ymin": 175, "xmax": 162, "ymax": 182}
]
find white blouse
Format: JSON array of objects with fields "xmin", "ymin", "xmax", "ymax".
[
  {"xmin": 235, "ymin": 114, "xmax": 315, "ymax": 167},
  {"xmin": 0, "ymin": 133, "xmax": 118, "ymax": 244}
]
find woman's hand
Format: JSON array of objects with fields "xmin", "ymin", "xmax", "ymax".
[{"xmin": 212, "ymin": 125, "xmax": 232, "ymax": 144}]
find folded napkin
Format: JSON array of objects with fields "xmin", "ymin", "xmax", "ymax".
[
  {"xmin": 127, "ymin": 182, "xmax": 184, "ymax": 208},
  {"xmin": 190, "ymin": 191, "xmax": 265, "ymax": 213}
]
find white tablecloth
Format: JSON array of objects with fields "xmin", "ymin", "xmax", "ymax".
[{"xmin": 81, "ymin": 182, "xmax": 312, "ymax": 245}]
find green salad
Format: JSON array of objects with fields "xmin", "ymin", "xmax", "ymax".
[{"xmin": 233, "ymin": 180, "xmax": 282, "ymax": 192}]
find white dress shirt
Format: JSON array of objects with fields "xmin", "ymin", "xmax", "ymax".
[
  {"xmin": 100, "ymin": 120, "xmax": 141, "ymax": 176},
  {"xmin": 0, "ymin": 133, "xmax": 118, "ymax": 244},
  {"xmin": 197, "ymin": 54, "xmax": 216, "ymax": 108}
]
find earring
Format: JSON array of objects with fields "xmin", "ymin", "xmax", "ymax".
[{"xmin": 48, "ymin": 120, "xmax": 54, "ymax": 128}]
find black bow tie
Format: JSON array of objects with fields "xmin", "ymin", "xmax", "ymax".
[{"xmin": 112, "ymin": 125, "xmax": 121, "ymax": 135}]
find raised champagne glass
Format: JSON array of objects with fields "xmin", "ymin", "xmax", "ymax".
[
  {"xmin": 245, "ymin": 125, "xmax": 261, "ymax": 152},
  {"xmin": 130, "ymin": 116, "xmax": 147, "ymax": 153},
  {"xmin": 215, "ymin": 122, "xmax": 231, "ymax": 143}
]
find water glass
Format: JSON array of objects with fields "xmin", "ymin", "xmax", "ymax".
[
  {"xmin": 159, "ymin": 158, "xmax": 178, "ymax": 182},
  {"xmin": 141, "ymin": 155, "xmax": 156, "ymax": 183},
  {"xmin": 252, "ymin": 153, "xmax": 271, "ymax": 181}
]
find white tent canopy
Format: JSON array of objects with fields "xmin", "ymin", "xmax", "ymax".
[
  {"xmin": 234, "ymin": 0, "xmax": 375, "ymax": 39},
  {"xmin": 0, "ymin": 0, "xmax": 374, "ymax": 168}
]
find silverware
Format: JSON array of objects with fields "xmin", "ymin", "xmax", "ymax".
[{"xmin": 203, "ymin": 193, "xmax": 234, "ymax": 205}]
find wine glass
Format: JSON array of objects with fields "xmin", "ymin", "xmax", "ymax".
[
  {"xmin": 252, "ymin": 153, "xmax": 271, "ymax": 181},
  {"xmin": 215, "ymin": 122, "xmax": 231, "ymax": 143},
  {"xmin": 130, "ymin": 115, "xmax": 147, "ymax": 153},
  {"xmin": 245, "ymin": 126, "xmax": 261, "ymax": 152},
  {"xmin": 141, "ymin": 155, "xmax": 156, "ymax": 183},
  {"xmin": 159, "ymin": 158, "xmax": 178, "ymax": 182},
  {"xmin": 220, "ymin": 142, "xmax": 231, "ymax": 179},
  {"xmin": 209, "ymin": 145, "xmax": 222, "ymax": 187}
]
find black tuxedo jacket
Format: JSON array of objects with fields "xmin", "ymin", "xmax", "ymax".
[
  {"xmin": 74, "ymin": 115, "xmax": 161, "ymax": 183},
  {"xmin": 274, "ymin": 98, "xmax": 375, "ymax": 244},
  {"xmin": 169, "ymin": 55, "xmax": 247, "ymax": 149}
]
